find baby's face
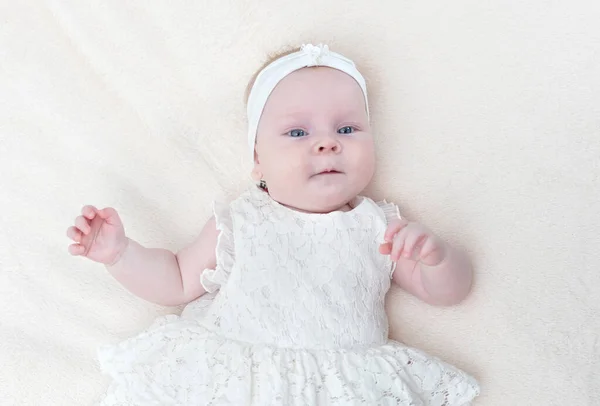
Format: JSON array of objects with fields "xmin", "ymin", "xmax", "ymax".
[{"xmin": 254, "ymin": 67, "xmax": 375, "ymax": 213}]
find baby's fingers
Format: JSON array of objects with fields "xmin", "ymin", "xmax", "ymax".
[
  {"xmin": 379, "ymin": 242, "xmax": 392, "ymax": 255},
  {"xmin": 390, "ymin": 228, "xmax": 410, "ymax": 261},
  {"xmin": 74, "ymin": 215, "xmax": 91, "ymax": 234},
  {"xmin": 68, "ymin": 243, "xmax": 86, "ymax": 256},
  {"xmin": 66, "ymin": 226, "xmax": 83, "ymax": 243},
  {"xmin": 384, "ymin": 219, "xmax": 408, "ymax": 242},
  {"xmin": 81, "ymin": 205, "xmax": 98, "ymax": 220},
  {"xmin": 97, "ymin": 207, "xmax": 121, "ymax": 225},
  {"xmin": 403, "ymin": 233, "xmax": 428, "ymax": 260},
  {"xmin": 419, "ymin": 237, "xmax": 446, "ymax": 266}
]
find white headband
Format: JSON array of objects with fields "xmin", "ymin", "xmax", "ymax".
[{"xmin": 247, "ymin": 43, "xmax": 369, "ymax": 162}]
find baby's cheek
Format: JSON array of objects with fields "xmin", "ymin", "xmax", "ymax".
[
  {"xmin": 354, "ymin": 156, "xmax": 375, "ymax": 185},
  {"xmin": 268, "ymin": 162, "xmax": 303, "ymax": 188}
]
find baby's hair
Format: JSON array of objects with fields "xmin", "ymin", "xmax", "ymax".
[{"xmin": 244, "ymin": 45, "xmax": 302, "ymax": 105}]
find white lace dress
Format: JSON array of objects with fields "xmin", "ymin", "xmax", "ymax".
[{"xmin": 97, "ymin": 186, "xmax": 480, "ymax": 405}]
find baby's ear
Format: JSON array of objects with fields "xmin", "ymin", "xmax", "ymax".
[
  {"xmin": 253, "ymin": 149, "xmax": 261, "ymax": 165},
  {"xmin": 251, "ymin": 166, "xmax": 263, "ymax": 182},
  {"xmin": 252, "ymin": 149, "xmax": 265, "ymax": 175}
]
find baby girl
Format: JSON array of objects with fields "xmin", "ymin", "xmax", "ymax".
[{"xmin": 67, "ymin": 43, "xmax": 480, "ymax": 405}]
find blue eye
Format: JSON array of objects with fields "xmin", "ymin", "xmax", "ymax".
[
  {"xmin": 287, "ymin": 129, "xmax": 306, "ymax": 137},
  {"xmin": 337, "ymin": 126, "xmax": 355, "ymax": 134}
]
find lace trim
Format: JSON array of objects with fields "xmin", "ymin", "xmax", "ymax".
[
  {"xmin": 200, "ymin": 201, "xmax": 234, "ymax": 293},
  {"xmin": 376, "ymin": 199, "xmax": 402, "ymax": 223},
  {"xmin": 376, "ymin": 200, "xmax": 402, "ymax": 278}
]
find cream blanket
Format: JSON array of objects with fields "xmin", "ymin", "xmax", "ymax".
[{"xmin": 1, "ymin": 1, "xmax": 599, "ymax": 405}]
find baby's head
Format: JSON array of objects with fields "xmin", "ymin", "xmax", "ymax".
[{"xmin": 246, "ymin": 44, "xmax": 375, "ymax": 213}]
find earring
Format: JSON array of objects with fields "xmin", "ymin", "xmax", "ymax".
[{"xmin": 250, "ymin": 169, "xmax": 267, "ymax": 190}]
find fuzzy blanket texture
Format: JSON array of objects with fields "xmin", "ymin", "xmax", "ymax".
[{"xmin": 1, "ymin": 1, "xmax": 599, "ymax": 405}]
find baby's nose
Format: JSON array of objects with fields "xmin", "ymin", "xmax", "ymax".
[{"xmin": 314, "ymin": 136, "xmax": 342, "ymax": 154}]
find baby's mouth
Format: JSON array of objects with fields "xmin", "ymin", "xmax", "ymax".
[{"xmin": 313, "ymin": 169, "xmax": 342, "ymax": 176}]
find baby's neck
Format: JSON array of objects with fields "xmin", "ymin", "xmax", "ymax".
[
  {"xmin": 260, "ymin": 187, "xmax": 358, "ymax": 214},
  {"xmin": 279, "ymin": 200, "xmax": 355, "ymax": 214}
]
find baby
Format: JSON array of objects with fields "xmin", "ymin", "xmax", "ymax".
[{"xmin": 67, "ymin": 44, "xmax": 480, "ymax": 405}]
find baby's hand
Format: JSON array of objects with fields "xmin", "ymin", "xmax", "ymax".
[
  {"xmin": 379, "ymin": 219, "xmax": 447, "ymax": 266},
  {"xmin": 67, "ymin": 205, "xmax": 128, "ymax": 265}
]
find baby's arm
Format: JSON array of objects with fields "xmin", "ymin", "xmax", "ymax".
[
  {"xmin": 380, "ymin": 220, "xmax": 473, "ymax": 306},
  {"xmin": 107, "ymin": 217, "xmax": 218, "ymax": 306},
  {"xmin": 68, "ymin": 205, "xmax": 218, "ymax": 307}
]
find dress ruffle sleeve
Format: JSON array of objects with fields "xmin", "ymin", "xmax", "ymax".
[
  {"xmin": 376, "ymin": 199, "xmax": 402, "ymax": 278},
  {"xmin": 200, "ymin": 201, "xmax": 234, "ymax": 293},
  {"xmin": 376, "ymin": 199, "xmax": 402, "ymax": 223}
]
